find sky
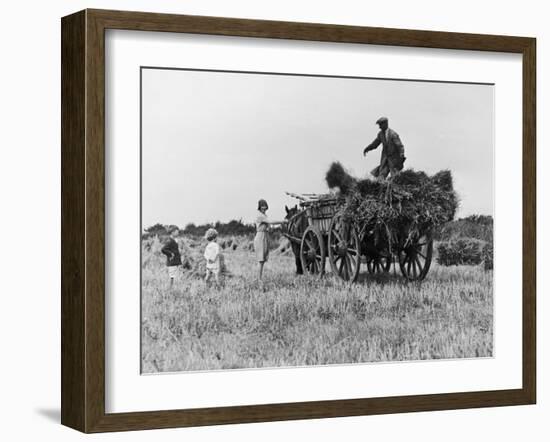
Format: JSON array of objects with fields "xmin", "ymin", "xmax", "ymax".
[{"xmin": 141, "ymin": 68, "xmax": 493, "ymax": 229}]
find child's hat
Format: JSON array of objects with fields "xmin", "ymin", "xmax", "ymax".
[{"xmin": 205, "ymin": 228, "xmax": 218, "ymax": 241}]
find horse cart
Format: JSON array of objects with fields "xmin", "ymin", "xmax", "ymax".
[{"xmin": 283, "ymin": 193, "xmax": 434, "ymax": 282}]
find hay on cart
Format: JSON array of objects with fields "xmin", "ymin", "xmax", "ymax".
[{"xmin": 325, "ymin": 162, "xmax": 459, "ymax": 245}]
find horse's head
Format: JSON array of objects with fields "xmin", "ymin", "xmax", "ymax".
[
  {"xmin": 283, "ymin": 205, "xmax": 307, "ymax": 238},
  {"xmin": 284, "ymin": 204, "xmax": 299, "ymax": 221}
]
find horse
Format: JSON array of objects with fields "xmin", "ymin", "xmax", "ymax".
[{"xmin": 283, "ymin": 204, "xmax": 309, "ymax": 275}]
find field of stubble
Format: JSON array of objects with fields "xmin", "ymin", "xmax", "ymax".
[{"xmin": 141, "ymin": 238, "xmax": 493, "ymax": 373}]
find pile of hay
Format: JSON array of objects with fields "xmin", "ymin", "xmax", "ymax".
[
  {"xmin": 326, "ymin": 161, "xmax": 357, "ymax": 194},
  {"xmin": 274, "ymin": 237, "xmax": 292, "ymax": 255},
  {"xmin": 326, "ymin": 162, "xmax": 458, "ymax": 244},
  {"xmin": 175, "ymin": 238, "xmax": 231, "ymax": 279}
]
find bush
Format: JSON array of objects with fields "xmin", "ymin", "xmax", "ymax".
[
  {"xmin": 436, "ymin": 238, "xmax": 486, "ymax": 266},
  {"xmin": 143, "ymin": 220, "xmax": 256, "ymax": 240},
  {"xmin": 435, "ymin": 215, "xmax": 493, "ymax": 242},
  {"xmin": 482, "ymin": 242, "xmax": 493, "ymax": 270},
  {"xmin": 183, "ymin": 220, "xmax": 255, "ymax": 237}
]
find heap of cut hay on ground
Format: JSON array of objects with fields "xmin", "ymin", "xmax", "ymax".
[{"xmin": 325, "ymin": 162, "xmax": 459, "ymax": 243}]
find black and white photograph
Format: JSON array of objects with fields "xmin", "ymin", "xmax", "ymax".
[
  {"xmin": 1, "ymin": 0, "xmax": 544, "ymax": 437},
  {"xmin": 140, "ymin": 67, "xmax": 494, "ymax": 374}
]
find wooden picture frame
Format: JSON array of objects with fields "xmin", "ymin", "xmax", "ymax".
[{"xmin": 61, "ymin": 9, "xmax": 536, "ymax": 433}]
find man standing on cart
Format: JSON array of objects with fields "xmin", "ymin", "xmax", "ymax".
[{"xmin": 363, "ymin": 116, "xmax": 406, "ymax": 179}]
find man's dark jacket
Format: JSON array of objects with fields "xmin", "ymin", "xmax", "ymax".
[
  {"xmin": 161, "ymin": 238, "xmax": 182, "ymax": 266},
  {"xmin": 364, "ymin": 128, "xmax": 406, "ymax": 175}
]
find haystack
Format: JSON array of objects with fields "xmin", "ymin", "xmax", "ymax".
[
  {"xmin": 176, "ymin": 239, "xmax": 232, "ymax": 279},
  {"xmin": 325, "ymin": 162, "xmax": 458, "ymax": 243}
]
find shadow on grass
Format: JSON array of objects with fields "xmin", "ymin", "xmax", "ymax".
[
  {"xmin": 294, "ymin": 266, "xmax": 419, "ymax": 289},
  {"xmin": 355, "ymin": 271, "xmax": 411, "ymax": 286}
]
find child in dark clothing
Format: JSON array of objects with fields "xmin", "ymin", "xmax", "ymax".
[{"xmin": 161, "ymin": 227, "xmax": 182, "ymax": 288}]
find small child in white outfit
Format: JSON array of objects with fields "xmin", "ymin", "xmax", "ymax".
[{"xmin": 204, "ymin": 228, "xmax": 222, "ymax": 286}]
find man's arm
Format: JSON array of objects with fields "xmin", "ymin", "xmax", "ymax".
[
  {"xmin": 363, "ymin": 136, "xmax": 381, "ymax": 155},
  {"xmin": 391, "ymin": 132, "xmax": 405, "ymax": 157}
]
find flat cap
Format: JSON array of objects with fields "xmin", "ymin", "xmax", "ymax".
[{"xmin": 376, "ymin": 116, "xmax": 388, "ymax": 125}]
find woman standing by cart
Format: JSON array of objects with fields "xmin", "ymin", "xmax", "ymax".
[{"xmin": 254, "ymin": 199, "xmax": 285, "ymax": 280}]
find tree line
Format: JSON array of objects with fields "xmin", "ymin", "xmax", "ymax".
[{"xmin": 143, "ymin": 219, "xmax": 256, "ymax": 239}]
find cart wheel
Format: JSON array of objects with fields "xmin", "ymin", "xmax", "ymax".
[
  {"xmin": 328, "ymin": 215, "xmax": 361, "ymax": 282},
  {"xmin": 366, "ymin": 253, "xmax": 392, "ymax": 274},
  {"xmin": 398, "ymin": 231, "xmax": 433, "ymax": 281},
  {"xmin": 300, "ymin": 226, "xmax": 326, "ymax": 276}
]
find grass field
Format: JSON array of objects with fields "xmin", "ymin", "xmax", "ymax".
[{"xmin": 141, "ymin": 236, "xmax": 493, "ymax": 373}]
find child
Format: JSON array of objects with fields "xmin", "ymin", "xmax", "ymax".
[
  {"xmin": 161, "ymin": 226, "xmax": 182, "ymax": 288},
  {"xmin": 204, "ymin": 228, "xmax": 222, "ymax": 286}
]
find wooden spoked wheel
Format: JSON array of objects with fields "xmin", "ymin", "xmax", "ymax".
[
  {"xmin": 299, "ymin": 226, "xmax": 326, "ymax": 276},
  {"xmin": 398, "ymin": 231, "xmax": 433, "ymax": 281},
  {"xmin": 328, "ymin": 215, "xmax": 361, "ymax": 282},
  {"xmin": 366, "ymin": 253, "xmax": 392, "ymax": 274}
]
